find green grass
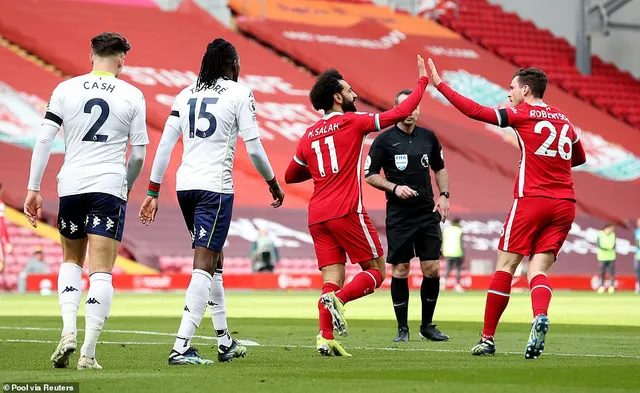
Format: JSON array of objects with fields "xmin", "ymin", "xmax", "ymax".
[{"xmin": 0, "ymin": 291, "xmax": 639, "ymax": 393}]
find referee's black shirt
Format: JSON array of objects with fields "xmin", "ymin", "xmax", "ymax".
[{"xmin": 364, "ymin": 125, "xmax": 444, "ymax": 211}]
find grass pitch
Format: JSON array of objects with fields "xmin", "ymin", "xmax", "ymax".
[{"xmin": 1, "ymin": 291, "xmax": 639, "ymax": 393}]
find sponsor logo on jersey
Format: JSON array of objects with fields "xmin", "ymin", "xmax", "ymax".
[
  {"xmin": 421, "ymin": 154, "xmax": 429, "ymax": 168},
  {"xmin": 395, "ymin": 154, "xmax": 408, "ymax": 171}
]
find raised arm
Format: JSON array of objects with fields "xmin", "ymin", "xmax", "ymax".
[
  {"xmin": 427, "ymin": 58, "xmax": 501, "ymax": 126},
  {"xmin": 377, "ymin": 76, "xmax": 429, "ymax": 130}
]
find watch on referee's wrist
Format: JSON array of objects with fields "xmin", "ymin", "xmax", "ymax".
[{"xmin": 440, "ymin": 191, "xmax": 450, "ymax": 199}]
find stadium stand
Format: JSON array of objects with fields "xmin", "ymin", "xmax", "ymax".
[
  {"xmin": 436, "ymin": 0, "xmax": 640, "ymax": 129},
  {"xmin": 0, "ymin": 0, "xmax": 637, "ymax": 286}
]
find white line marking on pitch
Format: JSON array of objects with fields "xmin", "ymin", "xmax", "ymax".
[
  {"xmin": 0, "ymin": 326, "xmax": 260, "ymax": 346},
  {"xmin": 2, "ymin": 326, "xmax": 639, "ymax": 360}
]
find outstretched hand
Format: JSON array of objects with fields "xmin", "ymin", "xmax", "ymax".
[
  {"xmin": 417, "ymin": 55, "xmax": 427, "ymax": 79},
  {"xmin": 427, "ymin": 58, "xmax": 443, "ymax": 87}
]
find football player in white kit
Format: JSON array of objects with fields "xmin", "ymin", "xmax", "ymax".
[
  {"xmin": 24, "ymin": 33, "xmax": 149, "ymax": 370},
  {"xmin": 139, "ymin": 38, "xmax": 285, "ymax": 365}
]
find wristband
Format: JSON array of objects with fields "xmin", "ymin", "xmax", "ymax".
[
  {"xmin": 267, "ymin": 177, "xmax": 278, "ymax": 187},
  {"xmin": 392, "ymin": 184, "xmax": 398, "ymax": 195},
  {"xmin": 147, "ymin": 182, "xmax": 160, "ymax": 197}
]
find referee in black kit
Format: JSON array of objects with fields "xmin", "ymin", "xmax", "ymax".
[{"xmin": 364, "ymin": 89, "xmax": 450, "ymax": 342}]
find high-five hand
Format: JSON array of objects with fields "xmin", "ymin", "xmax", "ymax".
[
  {"xmin": 417, "ymin": 55, "xmax": 427, "ymax": 79},
  {"xmin": 427, "ymin": 58, "xmax": 442, "ymax": 87}
]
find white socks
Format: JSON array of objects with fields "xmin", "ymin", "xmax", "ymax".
[
  {"xmin": 209, "ymin": 269, "xmax": 232, "ymax": 347},
  {"xmin": 173, "ymin": 269, "xmax": 212, "ymax": 353},
  {"xmin": 80, "ymin": 272, "xmax": 114, "ymax": 359},
  {"xmin": 58, "ymin": 262, "xmax": 83, "ymax": 337}
]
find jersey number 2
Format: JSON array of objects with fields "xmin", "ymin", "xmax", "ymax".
[
  {"xmin": 534, "ymin": 120, "xmax": 572, "ymax": 160},
  {"xmin": 311, "ymin": 136, "xmax": 339, "ymax": 177},
  {"xmin": 82, "ymin": 98, "xmax": 109, "ymax": 142},
  {"xmin": 187, "ymin": 97, "xmax": 218, "ymax": 138}
]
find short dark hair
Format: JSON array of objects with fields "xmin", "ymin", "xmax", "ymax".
[
  {"xmin": 452, "ymin": 217, "xmax": 461, "ymax": 225},
  {"xmin": 196, "ymin": 38, "xmax": 238, "ymax": 91},
  {"xmin": 91, "ymin": 32, "xmax": 131, "ymax": 57},
  {"xmin": 604, "ymin": 222, "xmax": 616, "ymax": 230},
  {"xmin": 310, "ymin": 69, "xmax": 344, "ymax": 111},
  {"xmin": 394, "ymin": 89, "xmax": 412, "ymax": 105},
  {"xmin": 513, "ymin": 68, "xmax": 547, "ymax": 99}
]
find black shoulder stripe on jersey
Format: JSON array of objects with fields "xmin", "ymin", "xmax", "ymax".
[
  {"xmin": 170, "ymin": 110, "xmax": 179, "ymax": 117},
  {"xmin": 498, "ymin": 108, "xmax": 509, "ymax": 128},
  {"xmin": 44, "ymin": 111, "xmax": 63, "ymax": 126}
]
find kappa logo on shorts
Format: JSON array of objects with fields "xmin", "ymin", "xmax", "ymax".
[
  {"xmin": 198, "ymin": 226, "xmax": 207, "ymax": 240},
  {"xmin": 92, "ymin": 216, "xmax": 101, "ymax": 229},
  {"xmin": 395, "ymin": 154, "xmax": 408, "ymax": 171},
  {"xmin": 70, "ymin": 221, "xmax": 78, "ymax": 234},
  {"xmin": 59, "ymin": 219, "xmax": 66, "ymax": 231},
  {"xmin": 421, "ymin": 154, "xmax": 429, "ymax": 168},
  {"xmin": 106, "ymin": 218, "xmax": 114, "ymax": 232}
]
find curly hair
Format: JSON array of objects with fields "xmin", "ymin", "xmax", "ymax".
[{"xmin": 309, "ymin": 69, "xmax": 344, "ymax": 112}]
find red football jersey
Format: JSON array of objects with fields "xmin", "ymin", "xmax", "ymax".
[
  {"xmin": 497, "ymin": 102, "xmax": 579, "ymax": 200},
  {"xmin": 294, "ymin": 111, "xmax": 380, "ymax": 225}
]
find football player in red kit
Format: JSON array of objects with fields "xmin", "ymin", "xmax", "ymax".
[
  {"xmin": 426, "ymin": 59, "xmax": 587, "ymax": 359},
  {"xmin": 285, "ymin": 55, "xmax": 429, "ymax": 356}
]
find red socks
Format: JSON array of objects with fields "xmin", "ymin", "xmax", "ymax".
[
  {"xmin": 319, "ymin": 283, "xmax": 339, "ymax": 340},
  {"xmin": 482, "ymin": 270, "xmax": 512, "ymax": 339},
  {"xmin": 529, "ymin": 274, "xmax": 552, "ymax": 317},
  {"xmin": 336, "ymin": 269, "xmax": 383, "ymax": 304},
  {"xmin": 318, "ymin": 269, "xmax": 384, "ymax": 340}
]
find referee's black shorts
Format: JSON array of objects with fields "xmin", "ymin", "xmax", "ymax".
[{"xmin": 385, "ymin": 207, "xmax": 442, "ymax": 264}]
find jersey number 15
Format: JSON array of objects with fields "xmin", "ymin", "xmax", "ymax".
[{"xmin": 187, "ymin": 97, "xmax": 218, "ymax": 138}]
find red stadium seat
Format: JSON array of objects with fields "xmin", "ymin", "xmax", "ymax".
[{"xmin": 437, "ymin": 0, "xmax": 640, "ymax": 130}]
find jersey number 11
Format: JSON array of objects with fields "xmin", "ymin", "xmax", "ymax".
[{"xmin": 311, "ymin": 135, "xmax": 339, "ymax": 177}]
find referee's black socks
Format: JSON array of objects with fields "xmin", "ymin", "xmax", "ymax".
[
  {"xmin": 391, "ymin": 277, "xmax": 409, "ymax": 329},
  {"xmin": 421, "ymin": 276, "xmax": 440, "ymax": 326}
]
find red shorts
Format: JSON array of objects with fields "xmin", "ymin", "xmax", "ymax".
[
  {"xmin": 309, "ymin": 212, "xmax": 384, "ymax": 270},
  {"xmin": 499, "ymin": 197, "xmax": 575, "ymax": 258}
]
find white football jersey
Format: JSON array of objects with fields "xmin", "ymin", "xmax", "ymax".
[
  {"xmin": 44, "ymin": 71, "xmax": 149, "ymax": 200},
  {"xmin": 167, "ymin": 78, "xmax": 260, "ymax": 194}
]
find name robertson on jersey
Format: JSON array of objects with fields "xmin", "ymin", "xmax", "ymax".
[
  {"xmin": 529, "ymin": 109, "xmax": 569, "ymax": 122},
  {"xmin": 84, "ymin": 81, "xmax": 116, "ymax": 93},
  {"xmin": 308, "ymin": 122, "xmax": 339, "ymax": 138}
]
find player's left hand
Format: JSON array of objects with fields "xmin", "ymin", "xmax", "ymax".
[
  {"xmin": 24, "ymin": 190, "xmax": 43, "ymax": 228},
  {"xmin": 427, "ymin": 58, "xmax": 443, "ymax": 87},
  {"xmin": 433, "ymin": 195, "xmax": 449, "ymax": 223},
  {"xmin": 269, "ymin": 182, "xmax": 285, "ymax": 208},
  {"xmin": 139, "ymin": 196, "xmax": 158, "ymax": 226}
]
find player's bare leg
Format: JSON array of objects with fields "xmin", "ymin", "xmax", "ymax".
[
  {"xmin": 77, "ymin": 234, "xmax": 119, "ymax": 370},
  {"xmin": 208, "ymin": 251, "xmax": 246, "ymax": 362},
  {"xmin": 524, "ymin": 252, "xmax": 555, "ymax": 359},
  {"xmin": 418, "ymin": 260, "xmax": 449, "ymax": 342},
  {"xmin": 472, "ymin": 250, "xmax": 523, "ymax": 356},
  {"xmin": 316, "ymin": 264, "xmax": 351, "ymax": 356},
  {"xmin": 51, "ymin": 237, "xmax": 87, "ymax": 368},
  {"xmin": 169, "ymin": 246, "xmax": 215, "ymax": 365}
]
